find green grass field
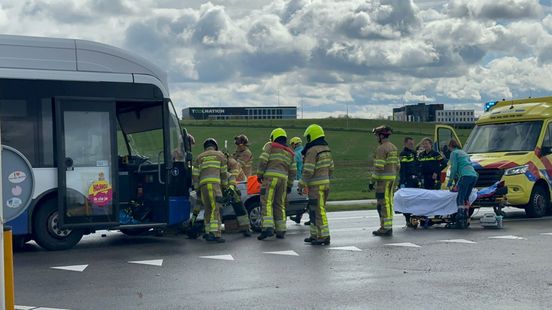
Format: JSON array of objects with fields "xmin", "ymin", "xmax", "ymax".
[{"xmin": 183, "ymin": 118, "xmax": 472, "ymax": 201}]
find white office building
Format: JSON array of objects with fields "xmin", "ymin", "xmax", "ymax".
[{"xmin": 435, "ymin": 110, "xmax": 475, "ymax": 125}]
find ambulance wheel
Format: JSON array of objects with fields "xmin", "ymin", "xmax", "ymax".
[
  {"xmin": 33, "ymin": 197, "xmax": 83, "ymax": 251},
  {"xmin": 525, "ymin": 185, "xmax": 548, "ymax": 218},
  {"xmin": 246, "ymin": 199, "xmax": 262, "ymax": 233}
]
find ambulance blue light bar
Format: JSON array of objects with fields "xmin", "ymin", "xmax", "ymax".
[{"xmin": 484, "ymin": 101, "xmax": 498, "ymax": 112}]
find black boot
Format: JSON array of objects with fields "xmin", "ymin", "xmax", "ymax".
[
  {"xmin": 304, "ymin": 236, "xmax": 316, "ymax": 243},
  {"xmin": 257, "ymin": 228, "xmax": 274, "ymax": 240},
  {"xmin": 372, "ymin": 228, "xmax": 393, "ymax": 236},
  {"xmin": 291, "ymin": 215, "xmax": 302, "ymax": 224},
  {"xmin": 310, "ymin": 237, "xmax": 331, "ymax": 245},
  {"xmin": 204, "ymin": 234, "xmax": 225, "ymax": 243},
  {"xmin": 304, "ymin": 220, "xmax": 311, "ymax": 226},
  {"xmin": 242, "ymin": 229, "xmax": 252, "ymax": 237},
  {"xmin": 276, "ymin": 231, "xmax": 286, "ymax": 239}
]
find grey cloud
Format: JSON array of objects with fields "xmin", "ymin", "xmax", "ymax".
[{"xmin": 447, "ymin": 0, "xmax": 542, "ymax": 20}]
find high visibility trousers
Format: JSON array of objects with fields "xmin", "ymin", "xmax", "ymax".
[
  {"xmin": 228, "ymin": 187, "xmax": 251, "ymax": 231},
  {"xmin": 200, "ymin": 183, "xmax": 223, "ymax": 237},
  {"xmin": 376, "ymin": 180, "xmax": 395, "ymax": 230},
  {"xmin": 260, "ymin": 177, "xmax": 287, "ymax": 233},
  {"xmin": 308, "ymin": 184, "xmax": 330, "ymax": 239}
]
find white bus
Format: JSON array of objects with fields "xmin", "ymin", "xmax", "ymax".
[{"xmin": 1, "ymin": 35, "xmax": 193, "ymax": 250}]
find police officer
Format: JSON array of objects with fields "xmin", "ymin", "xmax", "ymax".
[
  {"xmin": 192, "ymin": 138, "xmax": 228, "ymax": 243},
  {"xmin": 300, "ymin": 124, "xmax": 334, "ymax": 245},
  {"xmin": 369, "ymin": 126, "xmax": 399, "ymax": 237},
  {"xmin": 257, "ymin": 128, "xmax": 297, "ymax": 240},
  {"xmin": 418, "ymin": 137, "xmax": 444, "ymax": 190},
  {"xmin": 399, "ymin": 137, "xmax": 420, "ymax": 188}
]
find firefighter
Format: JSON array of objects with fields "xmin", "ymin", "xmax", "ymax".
[
  {"xmin": 369, "ymin": 125, "xmax": 399, "ymax": 237},
  {"xmin": 225, "ymin": 151, "xmax": 252, "ymax": 237},
  {"xmin": 257, "ymin": 128, "xmax": 297, "ymax": 240},
  {"xmin": 300, "ymin": 124, "xmax": 334, "ymax": 245},
  {"xmin": 192, "ymin": 138, "xmax": 228, "ymax": 243},
  {"xmin": 418, "ymin": 137, "xmax": 443, "ymax": 190},
  {"xmin": 399, "ymin": 137, "xmax": 420, "ymax": 189},
  {"xmin": 233, "ymin": 134, "xmax": 253, "ymax": 181}
]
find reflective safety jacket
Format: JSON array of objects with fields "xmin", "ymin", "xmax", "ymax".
[
  {"xmin": 192, "ymin": 147, "xmax": 229, "ymax": 188},
  {"xmin": 227, "ymin": 156, "xmax": 242, "ymax": 187},
  {"xmin": 257, "ymin": 142, "xmax": 297, "ymax": 188},
  {"xmin": 399, "ymin": 147, "xmax": 419, "ymax": 183},
  {"xmin": 233, "ymin": 147, "xmax": 253, "ymax": 178},
  {"xmin": 372, "ymin": 140, "xmax": 399, "ymax": 181},
  {"xmin": 301, "ymin": 144, "xmax": 334, "ymax": 187},
  {"xmin": 418, "ymin": 150, "xmax": 443, "ymax": 177}
]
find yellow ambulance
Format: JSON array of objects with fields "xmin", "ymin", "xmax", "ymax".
[{"xmin": 436, "ymin": 97, "xmax": 552, "ymax": 218}]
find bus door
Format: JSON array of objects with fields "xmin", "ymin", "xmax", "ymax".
[{"xmin": 55, "ymin": 98, "xmax": 119, "ymax": 228}]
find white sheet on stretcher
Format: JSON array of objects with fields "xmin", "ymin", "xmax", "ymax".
[{"xmin": 394, "ymin": 188, "xmax": 478, "ymax": 217}]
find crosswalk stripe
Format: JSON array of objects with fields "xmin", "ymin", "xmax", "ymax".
[
  {"xmin": 128, "ymin": 259, "xmax": 163, "ymax": 266},
  {"xmin": 329, "ymin": 246, "xmax": 362, "ymax": 252},
  {"xmin": 385, "ymin": 242, "xmax": 421, "ymax": 248},
  {"xmin": 50, "ymin": 265, "xmax": 88, "ymax": 272},
  {"xmin": 263, "ymin": 250, "xmax": 299, "ymax": 256},
  {"xmin": 439, "ymin": 239, "xmax": 477, "ymax": 244},
  {"xmin": 199, "ymin": 254, "xmax": 235, "ymax": 261},
  {"xmin": 489, "ymin": 235, "xmax": 526, "ymax": 240}
]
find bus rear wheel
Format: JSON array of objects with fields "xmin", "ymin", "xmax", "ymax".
[{"xmin": 33, "ymin": 198, "xmax": 84, "ymax": 251}]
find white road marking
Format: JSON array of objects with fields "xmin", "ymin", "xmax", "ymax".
[
  {"xmin": 439, "ymin": 239, "xmax": 477, "ymax": 244},
  {"xmin": 50, "ymin": 265, "xmax": 88, "ymax": 272},
  {"xmin": 15, "ymin": 306, "xmax": 37, "ymax": 310},
  {"xmin": 35, "ymin": 308, "xmax": 70, "ymax": 310},
  {"xmin": 540, "ymin": 233, "xmax": 552, "ymax": 236},
  {"xmin": 199, "ymin": 254, "xmax": 235, "ymax": 261},
  {"xmin": 263, "ymin": 250, "xmax": 299, "ymax": 256},
  {"xmin": 489, "ymin": 235, "xmax": 526, "ymax": 240},
  {"xmin": 385, "ymin": 242, "xmax": 421, "ymax": 248},
  {"xmin": 329, "ymin": 246, "xmax": 362, "ymax": 252},
  {"xmin": 128, "ymin": 259, "xmax": 163, "ymax": 267}
]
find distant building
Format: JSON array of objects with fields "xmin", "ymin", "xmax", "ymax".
[
  {"xmin": 182, "ymin": 106, "xmax": 297, "ymax": 120},
  {"xmin": 392, "ymin": 103, "xmax": 444, "ymax": 122},
  {"xmin": 436, "ymin": 110, "xmax": 475, "ymax": 127}
]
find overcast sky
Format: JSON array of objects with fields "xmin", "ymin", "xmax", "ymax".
[{"xmin": 2, "ymin": 0, "xmax": 552, "ymax": 118}]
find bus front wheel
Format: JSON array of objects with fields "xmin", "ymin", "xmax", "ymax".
[{"xmin": 33, "ymin": 198, "xmax": 84, "ymax": 251}]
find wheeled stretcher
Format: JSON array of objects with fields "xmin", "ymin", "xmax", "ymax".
[{"xmin": 394, "ymin": 182, "xmax": 507, "ymax": 229}]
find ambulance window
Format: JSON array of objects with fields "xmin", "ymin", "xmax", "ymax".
[{"xmin": 543, "ymin": 123, "xmax": 552, "ymax": 150}]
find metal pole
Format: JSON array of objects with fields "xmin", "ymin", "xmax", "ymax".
[{"xmin": 0, "ymin": 120, "xmax": 5, "ymax": 310}]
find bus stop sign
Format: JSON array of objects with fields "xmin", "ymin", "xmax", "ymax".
[{"xmin": 2, "ymin": 145, "xmax": 34, "ymax": 222}]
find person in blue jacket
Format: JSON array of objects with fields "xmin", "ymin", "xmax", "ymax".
[{"xmin": 446, "ymin": 139, "xmax": 478, "ymax": 229}]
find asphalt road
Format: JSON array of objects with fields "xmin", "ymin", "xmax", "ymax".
[{"xmin": 13, "ymin": 208, "xmax": 552, "ymax": 310}]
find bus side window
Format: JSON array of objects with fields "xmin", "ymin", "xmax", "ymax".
[{"xmin": 0, "ymin": 99, "xmax": 38, "ymax": 166}]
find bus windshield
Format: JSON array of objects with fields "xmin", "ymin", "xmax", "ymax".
[
  {"xmin": 117, "ymin": 102, "xmax": 164, "ymax": 163},
  {"xmin": 464, "ymin": 121, "xmax": 543, "ymax": 153}
]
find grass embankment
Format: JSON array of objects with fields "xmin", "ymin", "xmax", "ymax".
[{"xmin": 184, "ymin": 118, "xmax": 471, "ymax": 201}]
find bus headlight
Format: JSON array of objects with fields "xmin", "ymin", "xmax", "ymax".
[{"xmin": 504, "ymin": 165, "xmax": 529, "ymax": 176}]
